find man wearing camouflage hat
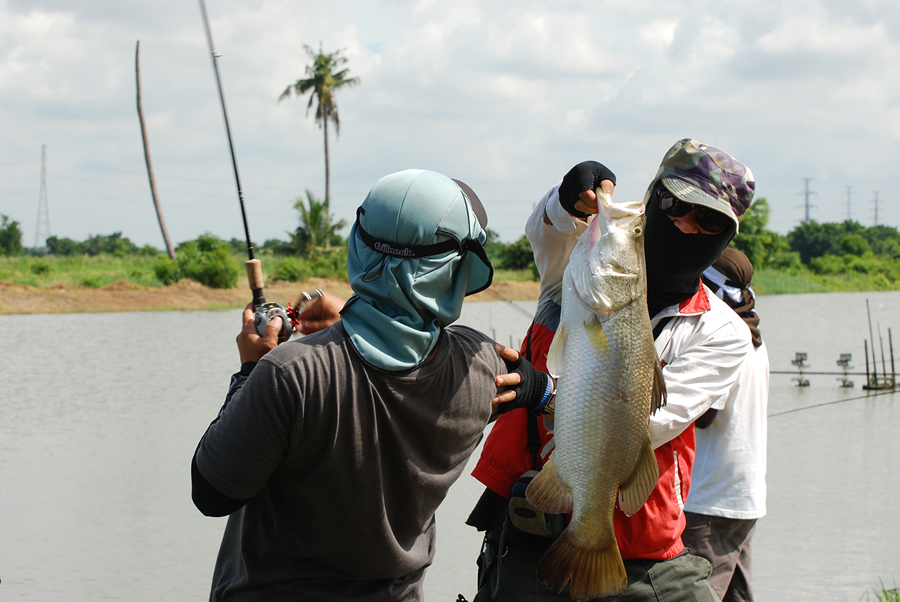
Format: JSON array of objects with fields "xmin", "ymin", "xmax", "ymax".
[{"xmin": 467, "ymin": 139, "xmax": 756, "ymax": 601}]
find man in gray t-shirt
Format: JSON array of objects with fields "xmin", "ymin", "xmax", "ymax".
[{"xmin": 192, "ymin": 170, "xmax": 553, "ymax": 601}]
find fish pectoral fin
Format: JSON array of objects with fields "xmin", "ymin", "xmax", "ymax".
[
  {"xmin": 580, "ymin": 316, "xmax": 612, "ymax": 361},
  {"xmin": 525, "ymin": 457, "xmax": 573, "ymax": 513},
  {"xmin": 546, "ymin": 324, "xmax": 567, "ymax": 377},
  {"xmin": 650, "ymin": 354, "xmax": 667, "ymax": 414},
  {"xmin": 537, "ymin": 529, "xmax": 627, "ymax": 599},
  {"xmin": 617, "ymin": 437, "xmax": 659, "ymax": 517}
]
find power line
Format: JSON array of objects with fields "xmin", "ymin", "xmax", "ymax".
[
  {"xmin": 9, "ymin": 167, "xmax": 310, "ymax": 196},
  {"xmin": 0, "ymin": 160, "xmax": 40, "ymax": 170},
  {"xmin": 0, "ymin": 174, "xmax": 39, "ymax": 182}
]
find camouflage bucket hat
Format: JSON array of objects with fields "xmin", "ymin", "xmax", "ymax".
[{"xmin": 654, "ymin": 138, "xmax": 755, "ymax": 233}]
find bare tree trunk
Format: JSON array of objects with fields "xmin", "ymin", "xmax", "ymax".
[
  {"xmin": 322, "ymin": 113, "xmax": 331, "ymax": 250},
  {"xmin": 136, "ymin": 40, "xmax": 176, "ymax": 260}
]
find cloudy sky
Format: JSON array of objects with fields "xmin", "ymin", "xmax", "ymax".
[{"xmin": 1, "ymin": 0, "xmax": 898, "ymax": 250}]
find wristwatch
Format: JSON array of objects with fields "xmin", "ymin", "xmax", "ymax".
[{"xmin": 541, "ymin": 381, "xmax": 557, "ymax": 415}]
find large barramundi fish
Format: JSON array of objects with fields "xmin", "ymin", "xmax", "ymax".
[{"xmin": 526, "ymin": 191, "xmax": 666, "ymax": 600}]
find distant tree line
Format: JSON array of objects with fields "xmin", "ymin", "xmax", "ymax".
[
  {"xmin": 3, "ymin": 197, "xmax": 900, "ymax": 288},
  {"xmin": 731, "ymin": 198, "xmax": 900, "ymax": 284},
  {"xmin": 43, "ymin": 232, "xmax": 160, "ymax": 257}
]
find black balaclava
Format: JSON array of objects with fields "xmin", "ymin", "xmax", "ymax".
[{"xmin": 644, "ymin": 184, "xmax": 735, "ymax": 318}]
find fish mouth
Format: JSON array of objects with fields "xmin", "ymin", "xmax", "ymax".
[
  {"xmin": 594, "ymin": 192, "xmax": 644, "ymax": 278},
  {"xmin": 598, "ymin": 192, "xmax": 644, "ymax": 223}
]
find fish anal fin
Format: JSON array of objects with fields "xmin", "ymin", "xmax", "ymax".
[
  {"xmin": 546, "ymin": 324, "xmax": 566, "ymax": 377},
  {"xmin": 525, "ymin": 457, "xmax": 573, "ymax": 514},
  {"xmin": 651, "ymin": 354, "xmax": 667, "ymax": 414},
  {"xmin": 617, "ymin": 437, "xmax": 658, "ymax": 517},
  {"xmin": 537, "ymin": 529, "xmax": 627, "ymax": 599}
]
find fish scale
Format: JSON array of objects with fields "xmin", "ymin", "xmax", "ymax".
[{"xmin": 526, "ymin": 191, "xmax": 666, "ymax": 600}]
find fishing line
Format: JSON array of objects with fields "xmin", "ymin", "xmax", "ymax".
[
  {"xmin": 503, "ymin": 299, "xmax": 536, "ymax": 318},
  {"xmin": 768, "ymin": 387, "xmax": 896, "ymax": 418}
]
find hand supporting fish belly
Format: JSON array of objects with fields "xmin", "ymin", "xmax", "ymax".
[{"xmin": 526, "ymin": 191, "xmax": 666, "ymax": 600}]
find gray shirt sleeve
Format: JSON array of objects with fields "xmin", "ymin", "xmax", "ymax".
[{"xmin": 195, "ymin": 357, "xmax": 297, "ymax": 500}]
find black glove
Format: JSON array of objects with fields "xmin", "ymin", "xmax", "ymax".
[
  {"xmin": 496, "ymin": 354, "xmax": 553, "ymax": 414},
  {"xmin": 558, "ymin": 161, "xmax": 617, "ymax": 218}
]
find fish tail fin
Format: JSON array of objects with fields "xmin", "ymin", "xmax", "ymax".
[
  {"xmin": 525, "ymin": 456, "xmax": 573, "ymax": 513},
  {"xmin": 617, "ymin": 436, "xmax": 659, "ymax": 516},
  {"xmin": 651, "ymin": 351, "xmax": 667, "ymax": 414},
  {"xmin": 537, "ymin": 529, "xmax": 627, "ymax": 599}
]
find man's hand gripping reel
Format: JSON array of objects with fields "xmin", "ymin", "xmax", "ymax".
[{"xmin": 246, "ymin": 259, "xmax": 325, "ymax": 343}]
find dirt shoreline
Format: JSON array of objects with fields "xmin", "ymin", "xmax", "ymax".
[{"xmin": 0, "ymin": 278, "xmax": 540, "ymax": 315}]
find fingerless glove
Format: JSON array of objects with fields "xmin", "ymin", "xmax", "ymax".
[{"xmin": 558, "ymin": 161, "xmax": 616, "ymax": 218}]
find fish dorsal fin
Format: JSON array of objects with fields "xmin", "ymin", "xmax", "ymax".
[
  {"xmin": 650, "ymin": 352, "xmax": 667, "ymax": 414},
  {"xmin": 617, "ymin": 437, "xmax": 658, "ymax": 516},
  {"xmin": 546, "ymin": 323, "xmax": 566, "ymax": 378}
]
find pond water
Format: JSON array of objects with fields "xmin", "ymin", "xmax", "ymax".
[{"xmin": 1, "ymin": 291, "xmax": 898, "ymax": 601}]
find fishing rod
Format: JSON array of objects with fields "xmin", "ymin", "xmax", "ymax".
[
  {"xmin": 197, "ymin": 0, "xmax": 319, "ymax": 342},
  {"xmin": 768, "ymin": 387, "xmax": 896, "ymax": 418}
]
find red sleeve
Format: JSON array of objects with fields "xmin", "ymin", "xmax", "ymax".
[{"xmin": 471, "ymin": 323, "xmax": 556, "ymax": 497}]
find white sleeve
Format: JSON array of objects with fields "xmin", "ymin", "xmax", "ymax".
[
  {"xmin": 526, "ymin": 183, "xmax": 590, "ymax": 304},
  {"xmin": 649, "ymin": 311, "xmax": 753, "ymax": 448}
]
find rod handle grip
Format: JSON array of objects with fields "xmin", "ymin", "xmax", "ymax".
[{"xmin": 246, "ymin": 259, "xmax": 266, "ymax": 306}]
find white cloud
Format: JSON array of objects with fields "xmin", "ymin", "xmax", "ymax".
[
  {"xmin": 1, "ymin": 0, "xmax": 899, "ymax": 249},
  {"xmin": 638, "ymin": 19, "xmax": 678, "ymax": 51}
]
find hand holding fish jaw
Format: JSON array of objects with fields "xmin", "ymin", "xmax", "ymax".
[
  {"xmin": 491, "ymin": 344, "xmax": 554, "ymax": 416},
  {"xmin": 558, "ymin": 160, "xmax": 617, "ymax": 219},
  {"xmin": 573, "ymin": 180, "xmax": 616, "ymax": 218}
]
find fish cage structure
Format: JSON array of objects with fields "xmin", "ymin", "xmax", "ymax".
[
  {"xmin": 862, "ymin": 300, "xmax": 896, "ymax": 391},
  {"xmin": 836, "ymin": 353, "xmax": 855, "ymax": 388},
  {"xmin": 791, "ymin": 352, "xmax": 810, "ymax": 387}
]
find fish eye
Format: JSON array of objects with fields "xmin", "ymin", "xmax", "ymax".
[{"xmin": 634, "ymin": 225, "xmax": 643, "ymax": 235}]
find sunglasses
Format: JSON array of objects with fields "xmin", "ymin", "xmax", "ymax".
[{"xmin": 658, "ymin": 191, "xmax": 732, "ymax": 234}]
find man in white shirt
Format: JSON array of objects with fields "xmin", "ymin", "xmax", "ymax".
[{"xmin": 683, "ymin": 247, "xmax": 769, "ymax": 602}]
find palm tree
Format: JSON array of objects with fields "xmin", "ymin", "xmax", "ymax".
[
  {"xmin": 279, "ymin": 43, "xmax": 359, "ymax": 248},
  {"xmin": 291, "ymin": 190, "xmax": 347, "ymax": 257}
]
